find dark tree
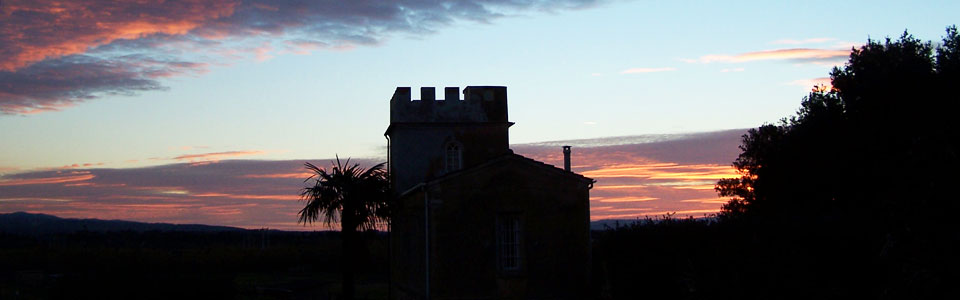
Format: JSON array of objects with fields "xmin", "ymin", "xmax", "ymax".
[
  {"xmin": 716, "ymin": 26, "xmax": 960, "ymax": 297},
  {"xmin": 299, "ymin": 157, "xmax": 391, "ymax": 300}
]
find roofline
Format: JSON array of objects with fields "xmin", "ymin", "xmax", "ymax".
[
  {"xmin": 418, "ymin": 152, "xmax": 595, "ymax": 188},
  {"xmin": 397, "ymin": 182, "xmax": 426, "ymax": 198}
]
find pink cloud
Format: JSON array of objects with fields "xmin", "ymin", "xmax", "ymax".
[
  {"xmin": 0, "ymin": 172, "xmax": 94, "ymax": 186},
  {"xmin": 0, "ymin": 0, "xmax": 605, "ymax": 115},
  {"xmin": 241, "ymin": 172, "xmax": 313, "ymax": 179},
  {"xmin": 194, "ymin": 192, "xmax": 299, "ymax": 201},
  {"xmin": 595, "ymin": 196, "xmax": 659, "ymax": 203},
  {"xmin": 173, "ymin": 150, "xmax": 266, "ymax": 162},
  {"xmin": 0, "ymin": 0, "xmax": 238, "ymax": 72},
  {"xmin": 695, "ymin": 48, "xmax": 851, "ymax": 64},
  {"xmin": 60, "ymin": 162, "xmax": 105, "ymax": 169},
  {"xmin": 0, "ymin": 130, "xmax": 746, "ymax": 229},
  {"xmin": 516, "ymin": 129, "xmax": 746, "ymax": 220}
]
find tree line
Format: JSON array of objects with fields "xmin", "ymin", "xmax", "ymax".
[{"xmin": 595, "ymin": 26, "xmax": 960, "ymax": 299}]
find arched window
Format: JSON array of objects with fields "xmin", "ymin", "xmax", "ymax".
[{"xmin": 445, "ymin": 143, "xmax": 462, "ymax": 172}]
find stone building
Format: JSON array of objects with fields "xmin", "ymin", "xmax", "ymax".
[{"xmin": 386, "ymin": 86, "xmax": 594, "ymax": 300}]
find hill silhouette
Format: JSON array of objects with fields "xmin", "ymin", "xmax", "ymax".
[{"xmin": 0, "ymin": 211, "xmax": 245, "ymax": 236}]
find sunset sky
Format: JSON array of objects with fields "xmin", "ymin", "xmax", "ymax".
[{"xmin": 1, "ymin": 0, "xmax": 956, "ymax": 230}]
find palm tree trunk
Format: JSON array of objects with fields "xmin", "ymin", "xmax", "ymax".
[{"xmin": 342, "ymin": 219, "xmax": 358, "ymax": 300}]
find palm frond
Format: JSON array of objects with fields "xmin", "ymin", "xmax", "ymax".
[{"xmin": 297, "ymin": 157, "xmax": 393, "ymax": 231}]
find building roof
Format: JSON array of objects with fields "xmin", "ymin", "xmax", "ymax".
[{"xmin": 399, "ymin": 150, "xmax": 595, "ymax": 197}]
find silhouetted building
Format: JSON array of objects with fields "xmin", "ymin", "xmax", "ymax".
[{"xmin": 386, "ymin": 86, "xmax": 594, "ymax": 300}]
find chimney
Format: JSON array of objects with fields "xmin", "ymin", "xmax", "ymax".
[{"xmin": 563, "ymin": 146, "xmax": 571, "ymax": 172}]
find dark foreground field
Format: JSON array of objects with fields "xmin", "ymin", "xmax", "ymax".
[
  {"xmin": 0, "ymin": 230, "xmax": 388, "ymax": 299},
  {"xmin": 3, "ymin": 217, "xmax": 956, "ymax": 299}
]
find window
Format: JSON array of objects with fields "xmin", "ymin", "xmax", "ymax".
[
  {"xmin": 445, "ymin": 143, "xmax": 461, "ymax": 172},
  {"xmin": 497, "ymin": 214, "xmax": 522, "ymax": 271}
]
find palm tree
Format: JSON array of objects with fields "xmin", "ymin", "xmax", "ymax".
[{"xmin": 298, "ymin": 157, "xmax": 391, "ymax": 300}]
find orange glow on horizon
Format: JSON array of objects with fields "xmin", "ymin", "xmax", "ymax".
[
  {"xmin": 595, "ymin": 196, "xmax": 658, "ymax": 203},
  {"xmin": 241, "ymin": 172, "xmax": 313, "ymax": 179},
  {"xmin": 194, "ymin": 192, "xmax": 299, "ymax": 201},
  {"xmin": 581, "ymin": 163, "xmax": 737, "ymax": 180}
]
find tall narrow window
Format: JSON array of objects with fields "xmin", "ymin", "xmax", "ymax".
[
  {"xmin": 445, "ymin": 143, "xmax": 461, "ymax": 172},
  {"xmin": 497, "ymin": 214, "xmax": 522, "ymax": 271}
]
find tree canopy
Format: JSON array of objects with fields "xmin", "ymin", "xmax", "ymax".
[
  {"xmin": 714, "ymin": 26, "xmax": 960, "ymax": 298},
  {"xmin": 717, "ymin": 26, "xmax": 960, "ymax": 224}
]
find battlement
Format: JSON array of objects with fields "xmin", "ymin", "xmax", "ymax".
[{"xmin": 390, "ymin": 86, "xmax": 508, "ymax": 123}]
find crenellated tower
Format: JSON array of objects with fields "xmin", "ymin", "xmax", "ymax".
[{"xmin": 385, "ymin": 86, "xmax": 513, "ymax": 193}]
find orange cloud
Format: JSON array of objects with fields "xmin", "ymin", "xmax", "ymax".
[
  {"xmin": 581, "ymin": 163, "xmax": 737, "ymax": 180},
  {"xmin": 59, "ymin": 162, "xmax": 105, "ymax": 169},
  {"xmin": 0, "ymin": 0, "xmax": 239, "ymax": 72},
  {"xmin": 193, "ymin": 193, "xmax": 299, "ymax": 201},
  {"xmin": 595, "ymin": 196, "xmax": 658, "ymax": 203},
  {"xmin": 514, "ymin": 132, "xmax": 747, "ymax": 221},
  {"xmin": 594, "ymin": 184, "xmax": 647, "ymax": 190},
  {"xmin": 0, "ymin": 101, "xmax": 77, "ymax": 115},
  {"xmin": 173, "ymin": 150, "xmax": 265, "ymax": 161},
  {"xmin": 679, "ymin": 197, "xmax": 728, "ymax": 204},
  {"xmin": 63, "ymin": 182, "xmax": 126, "ymax": 187},
  {"xmin": 0, "ymin": 197, "xmax": 73, "ymax": 202},
  {"xmin": 695, "ymin": 48, "xmax": 850, "ymax": 64},
  {"xmin": 637, "ymin": 209, "xmax": 721, "ymax": 216},
  {"xmin": 241, "ymin": 172, "xmax": 313, "ymax": 179},
  {"xmin": 0, "ymin": 173, "xmax": 94, "ymax": 186}
]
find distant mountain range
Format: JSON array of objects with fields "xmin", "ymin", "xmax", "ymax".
[
  {"xmin": 0, "ymin": 211, "xmax": 653, "ymax": 235},
  {"xmin": 0, "ymin": 212, "xmax": 246, "ymax": 236}
]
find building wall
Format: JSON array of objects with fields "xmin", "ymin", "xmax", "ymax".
[
  {"xmin": 391, "ymin": 158, "xmax": 592, "ymax": 300},
  {"xmin": 430, "ymin": 160, "xmax": 591, "ymax": 300},
  {"xmin": 391, "ymin": 189, "xmax": 427, "ymax": 300},
  {"xmin": 388, "ymin": 86, "xmax": 591, "ymax": 300},
  {"xmin": 388, "ymin": 123, "xmax": 510, "ymax": 193},
  {"xmin": 387, "ymin": 86, "xmax": 511, "ymax": 193}
]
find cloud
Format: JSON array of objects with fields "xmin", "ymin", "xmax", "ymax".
[
  {"xmin": 788, "ymin": 77, "xmax": 832, "ymax": 91},
  {"xmin": 0, "ymin": 158, "xmax": 383, "ymax": 230},
  {"xmin": 693, "ymin": 48, "xmax": 850, "ymax": 65},
  {"xmin": 0, "ymin": 54, "xmax": 208, "ymax": 114},
  {"xmin": 720, "ymin": 67, "xmax": 745, "ymax": 72},
  {"xmin": 0, "ymin": 0, "xmax": 237, "ymax": 72},
  {"xmin": 0, "ymin": 171, "xmax": 95, "ymax": 186},
  {"xmin": 172, "ymin": 150, "xmax": 266, "ymax": 162},
  {"xmin": 620, "ymin": 67, "xmax": 676, "ymax": 74},
  {"xmin": 0, "ymin": 129, "xmax": 748, "ymax": 229},
  {"xmin": 59, "ymin": 162, "xmax": 106, "ymax": 169},
  {"xmin": 515, "ymin": 129, "xmax": 747, "ymax": 220},
  {"xmin": 0, "ymin": 0, "xmax": 603, "ymax": 115},
  {"xmin": 595, "ymin": 196, "xmax": 658, "ymax": 203}
]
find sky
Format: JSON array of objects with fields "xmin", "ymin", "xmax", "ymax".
[{"xmin": 1, "ymin": 0, "xmax": 957, "ymax": 230}]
